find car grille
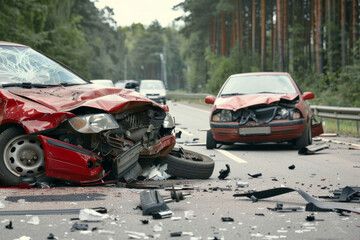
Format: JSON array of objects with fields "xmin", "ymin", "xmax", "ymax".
[
  {"xmin": 237, "ymin": 106, "xmax": 277, "ymax": 124},
  {"xmin": 117, "ymin": 111, "xmax": 149, "ymax": 130}
]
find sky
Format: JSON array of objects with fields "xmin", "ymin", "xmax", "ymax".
[{"xmin": 93, "ymin": 0, "xmax": 185, "ymax": 27}]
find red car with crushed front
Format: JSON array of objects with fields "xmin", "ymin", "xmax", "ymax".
[
  {"xmin": 0, "ymin": 41, "xmax": 177, "ymax": 186},
  {"xmin": 205, "ymin": 72, "xmax": 323, "ymax": 149}
]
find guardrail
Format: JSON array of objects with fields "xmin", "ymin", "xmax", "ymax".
[{"xmin": 168, "ymin": 93, "xmax": 360, "ymax": 134}]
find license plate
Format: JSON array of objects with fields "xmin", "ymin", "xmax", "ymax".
[
  {"xmin": 114, "ymin": 142, "xmax": 142, "ymax": 178},
  {"xmin": 239, "ymin": 126, "xmax": 271, "ymax": 136}
]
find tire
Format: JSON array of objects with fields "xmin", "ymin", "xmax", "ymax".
[
  {"xmin": 159, "ymin": 148, "xmax": 215, "ymax": 179},
  {"xmin": 206, "ymin": 130, "xmax": 217, "ymax": 149},
  {"xmin": 0, "ymin": 127, "xmax": 45, "ymax": 186},
  {"xmin": 295, "ymin": 120, "xmax": 312, "ymax": 149},
  {"xmin": 163, "ymin": 98, "xmax": 167, "ymax": 105}
]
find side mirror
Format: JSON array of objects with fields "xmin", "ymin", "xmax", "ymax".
[
  {"xmin": 205, "ymin": 96, "xmax": 215, "ymax": 104},
  {"xmin": 302, "ymin": 92, "xmax": 314, "ymax": 100}
]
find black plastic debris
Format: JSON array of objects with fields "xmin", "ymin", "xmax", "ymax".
[
  {"xmin": 288, "ymin": 164, "xmax": 295, "ymax": 170},
  {"xmin": 218, "ymin": 164, "xmax": 230, "ymax": 180},
  {"xmin": 298, "ymin": 143, "xmax": 329, "ymax": 155},
  {"xmin": 221, "ymin": 217, "xmax": 234, "ymax": 222},
  {"xmin": 318, "ymin": 186, "xmax": 360, "ymax": 202},
  {"xmin": 171, "ymin": 232, "xmax": 182, "ymax": 237},
  {"xmin": 248, "ymin": 173, "xmax": 262, "ymax": 178},
  {"xmin": 268, "ymin": 203, "xmax": 303, "ymax": 212},
  {"xmin": 233, "ymin": 187, "xmax": 360, "ymax": 214},
  {"xmin": 306, "ymin": 213, "xmax": 324, "ymax": 221},
  {"xmin": 47, "ymin": 233, "xmax": 56, "ymax": 239},
  {"xmin": 5, "ymin": 221, "xmax": 13, "ymax": 229},
  {"xmin": 192, "ymin": 138, "xmax": 199, "ymax": 141},
  {"xmin": 141, "ymin": 219, "xmax": 149, "ymax": 224},
  {"xmin": 152, "ymin": 210, "xmax": 173, "ymax": 219},
  {"xmin": 71, "ymin": 222, "xmax": 89, "ymax": 232},
  {"xmin": 175, "ymin": 131, "xmax": 182, "ymax": 138},
  {"xmin": 140, "ymin": 190, "xmax": 170, "ymax": 215},
  {"xmin": 255, "ymin": 213, "xmax": 265, "ymax": 216},
  {"xmin": 0, "ymin": 207, "xmax": 107, "ymax": 216}
]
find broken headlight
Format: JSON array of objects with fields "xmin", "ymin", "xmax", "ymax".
[
  {"xmin": 291, "ymin": 110, "xmax": 301, "ymax": 120},
  {"xmin": 212, "ymin": 110, "xmax": 233, "ymax": 122},
  {"xmin": 69, "ymin": 113, "xmax": 119, "ymax": 133},
  {"xmin": 276, "ymin": 108, "xmax": 290, "ymax": 119},
  {"xmin": 163, "ymin": 112, "xmax": 175, "ymax": 128}
]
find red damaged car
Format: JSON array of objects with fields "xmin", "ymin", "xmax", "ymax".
[
  {"xmin": 205, "ymin": 72, "xmax": 323, "ymax": 149},
  {"xmin": 0, "ymin": 41, "xmax": 179, "ymax": 186}
]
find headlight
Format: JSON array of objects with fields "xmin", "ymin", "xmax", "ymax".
[
  {"xmin": 212, "ymin": 110, "xmax": 233, "ymax": 122},
  {"xmin": 291, "ymin": 110, "xmax": 301, "ymax": 120},
  {"xmin": 159, "ymin": 92, "xmax": 166, "ymax": 97},
  {"xmin": 69, "ymin": 113, "xmax": 119, "ymax": 133},
  {"xmin": 277, "ymin": 108, "xmax": 289, "ymax": 119},
  {"xmin": 163, "ymin": 112, "xmax": 175, "ymax": 128}
]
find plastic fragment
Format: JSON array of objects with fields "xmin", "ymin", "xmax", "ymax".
[
  {"xmin": 175, "ymin": 131, "xmax": 182, "ymax": 138},
  {"xmin": 27, "ymin": 216, "xmax": 40, "ymax": 225},
  {"xmin": 248, "ymin": 173, "xmax": 262, "ymax": 178},
  {"xmin": 218, "ymin": 164, "xmax": 230, "ymax": 180},
  {"xmin": 153, "ymin": 224, "xmax": 163, "ymax": 232},
  {"xmin": 141, "ymin": 219, "xmax": 149, "ymax": 224},
  {"xmin": 79, "ymin": 208, "xmax": 109, "ymax": 222},
  {"xmin": 5, "ymin": 220, "xmax": 13, "ymax": 229},
  {"xmin": 288, "ymin": 164, "xmax": 295, "ymax": 170},
  {"xmin": 221, "ymin": 217, "xmax": 234, "ymax": 222},
  {"xmin": 47, "ymin": 233, "xmax": 55, "ymax": 239},
  {"xmin": 255, "ymin": 213, "xmax": 265, "ymax": 216},
  {"xmin": 184, "ymin": 210, "xmax": 195, "ymax": 220},
  {"xmin": 236, "ymin": 182, "xmax": 249, "ymax": 188},
  {"xmin": 98, "ymin": 230, "xmax": 115, "ymax": 235},
  {"xmin": 152, "ymin": 210, "xmax": 173, "ymax": 219},
  {"xmin": 250, "ymin": 195, "xmax": 258, "ymax": 202},
  {"xmin": 70, "ymin": 222, "xmax": 89, "ymax": 232},
  {"xmin": 14, "ymin": 236, "xmax": 31, "ymax": 240}
]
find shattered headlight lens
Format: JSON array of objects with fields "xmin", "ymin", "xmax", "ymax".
[
  {"xmin": 277, "ymin": 108, "xmax": 290, "ymax": 119},
  {"xmin": 69, "ymin": 113, "xmax": 119, "ymax": 133},
  {"xmin": 212, "ymin": 110, "xmax": 233, "ymax": 122},
  {"xmin": 163, "ymin": 112, "xmax": 175, "ymax": 128}
]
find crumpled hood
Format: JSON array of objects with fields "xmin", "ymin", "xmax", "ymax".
[
  {"xmin": 215, "ymin": 93, "xmax": 299, "ymax": 111},
  {"xmin": 9, "ymin": 84, "xmax": 162, "ymax": 113}
]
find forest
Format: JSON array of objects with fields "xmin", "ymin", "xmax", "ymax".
[{"xmin": 0, "ymin": 0, "xmax": 359, "ymax": 107}]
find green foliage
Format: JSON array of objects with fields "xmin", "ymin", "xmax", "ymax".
[{"xmin": 337, "ymin": 64, "xmax": 360, "ymax": 107}]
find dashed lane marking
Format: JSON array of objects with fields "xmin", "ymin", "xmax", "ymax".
[{"xmin": 216, "ymin": 149, "xmax": 248, "ymax": 163}]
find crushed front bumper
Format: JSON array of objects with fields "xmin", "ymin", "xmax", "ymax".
[{"xmin": 211, "ymin": 119, "xmax": 306, "ymax": 143}]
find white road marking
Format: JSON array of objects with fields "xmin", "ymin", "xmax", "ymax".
[
  {"xmin": 175, "ymin": 127, "xmax": 194, "ymax": 136},
  {"xmin": 216, "ymin": 149, "xmax": 248, "ymax": 163}
]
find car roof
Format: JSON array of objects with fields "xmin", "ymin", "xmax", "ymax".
[
  {"xmin": 229, "ymin": 72, "xmax": 290, "ymax": 78},
  {"xmin": 141, "ymin": 79, "xmax": 162, "ymax": 82},
  {"xmin": 0, "ymin": 41, "xmax": 26, "ymax": 47}
]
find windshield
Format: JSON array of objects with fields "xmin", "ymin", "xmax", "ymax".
[
  {"xmin": 140, "ymin": 81, "xmax": 165, "ymax": 90},
  {"xmin": 0, "ymin": 46, "xmax": 87, "ymax": 86},
  {"xmin": 220, "ymin": 75, "xmax": 297, "ymax": 96}
]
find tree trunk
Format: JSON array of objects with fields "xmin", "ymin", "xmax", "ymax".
[
  {"xmin": 315, "ymin": 0, "xmax": 323, "ymax": 74},
  {"xmin": 212, "ymin": 16, "xmax": 216, "ymax": 54},
  {"xmin": 261, "ymin": 0, "xmax": 266, "ymax": 71},
  {"xmin": 276, "ymin": 0, "xmax": 284, "ymax": 71},
  {"xmin": 326, "ymin": 0, "xmax": 333, "ymax": 72},
  {"xmin": 232, "ymin": 1, "xmax": 236, "ymax": 48},
  {"xmin": 341, "ymin": 0, "xmax": 346, "ymax": 67},
  {"xmin": 252, "ymin": 0, "xmax": 256, "ymax": 62},
  {"xmin": 239, "ymin": 0, "xmax": 243, "ymax": 50},
  {"xmin": 221, "ymin": 12, "xmax": 226, "ymax": 56}
]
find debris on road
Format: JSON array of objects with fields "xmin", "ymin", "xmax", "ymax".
[
  {"xmin": 248, "ymin": 173, "xmax": 262, "ymax": 178},
  {"xmin": 233, "ymin": 187, "xmax": 360, "ymax": 214},
  {"xmin": 306, "ymin": 213, "xmax": 324, "ymax": 221},
  {"xmin": 298, "ymin": 143, "xmax": 330, "ymax": 155},
  {"xmin": 218, "ymin": 164, "xmax": 230, "ymax": 180},
  {"xmin": 175, "ymin": 131, "xmax": 182, "ymax": 138},
  {"xmin": 170, "ymin": 232, "xmax": 194, "ymax": 237},
  {"xmin": 221, "ymin": 217, "xmax": 234, "ymax": 222},
  {"xmin": 0, "ymin": 207, "xmax": 107, "ymax": 216},
  {"xmin": 140, "ymin": 190, "xmax": 170, "ymax": 216},
  {"xmin": 27, "ymin": 216, "xmax": 40, "ymax": 225},
  {"xmin": 79, "ymin": 208, "xmax": 109, "ymax": 222},
  {"xmin": 70, "ymin": 222, "xmax": 89, "ymax": 232},
  {"xmin": 236, "ymin": 182, "xmax": 249, "ymax": 188},
  {"xmin": 5, "ymin": 221, "xmax": 13, "ymax": 229},
  {"xmin": 317, "ymin": 186, "xmax": 360, "ymax": 202},
  {"xmin": 267, "ymin": 203, "xmax": 303, "ymax": 212},
  {"xmin": 288, "ymin": 164, "xmax": 295, "ymax": 170}
]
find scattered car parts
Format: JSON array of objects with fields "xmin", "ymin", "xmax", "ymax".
[
  {"xmin": 298, "ymin": 143, "xmax": 330, "ymax": 155},
  {"xmin": 233, "ymin": 187, "xmax": 360, "ymax": 214},
  {"xmin": 218, "ymin": 164, "xmax": 230, "ymax": 179}
]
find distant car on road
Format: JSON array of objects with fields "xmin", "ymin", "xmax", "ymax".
[
  {"xmin": 139, "ymin": 79, "xmax": 167, "ymax": 105},
  {"xmin": 205, "ymin": 72, "xmax": 323, "ymax": 149},
  {"xmin": 115, "ymin": 80, "xmax": 139, "ymax": 91},
  {"xmin": 90, "ymin": 79, "xmax": 114, "ymax": 87}
]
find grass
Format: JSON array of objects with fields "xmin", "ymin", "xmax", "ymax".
[{"xmin": 320, "ymin": 118, "xmax": 360, "ymax": 137}]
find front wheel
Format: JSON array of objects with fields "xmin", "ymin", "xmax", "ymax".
[
  {"xmin": 159, "ymin": 148, "xmax": 215, "ymax": 179},
  {"xmin": 295, "ymin": 121, "xmax": 312, "ymax": 149},
  {"xmin": 0, "ymin": 127, "xmax": 45, "ymax": 186},
  {"xmin": 206, "ymin": 130, "xmax": 217, "ymax": 149}
]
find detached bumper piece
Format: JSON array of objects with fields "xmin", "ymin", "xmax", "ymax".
[{"xmin": 318, "ymin": 186, "xmax": 360, "ymax": 202}]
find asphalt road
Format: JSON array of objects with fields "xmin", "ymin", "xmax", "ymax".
[{"xmin": 0, "ymin": 100, "xmax": 359, "ymax": 240}]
